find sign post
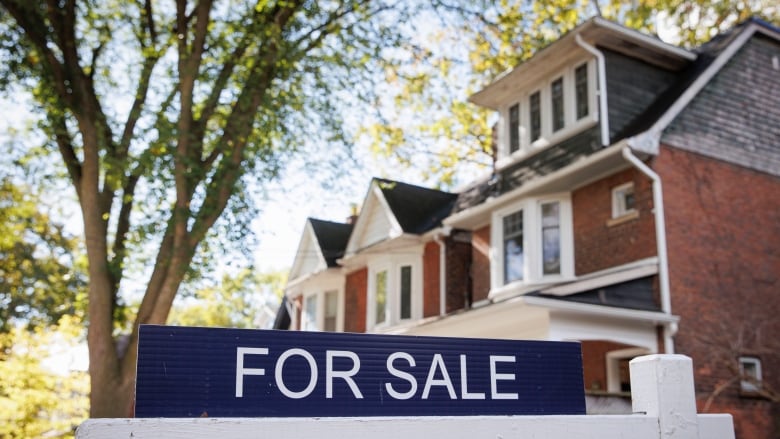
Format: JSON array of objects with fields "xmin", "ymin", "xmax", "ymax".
[{"xmin": 134, "ymin": 325, "xmax": 586, "ymax": 418}]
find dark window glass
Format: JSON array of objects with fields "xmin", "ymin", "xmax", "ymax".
[
  {"xmin": 509, "ymin": 103, "xmax": 520, "ymax": 153},
  {"xmin": 541, "ymin": 202, "xmax": 561, "ymax": 275},
  {"xmin": 575, "ymin": 63, "xmax": 589, "ymax": 120},
  {"xmin": 400, "ymin": 265, "xmax": 412, "ymax": 319},
  {"xmin": 530, "ymin": 92, "xmax": 541, "ymax": 142},
  {"xmin": 503, "ymin": 210, "xmax": 524, "ymax": 283},
  {"xmin": 551, "ymin": 77, "xmax": 564, "ymax": 132}
]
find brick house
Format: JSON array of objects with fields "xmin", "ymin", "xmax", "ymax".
[{"xmin": 278, "ymin": 17, "xmax": 780, "ymax": 438}]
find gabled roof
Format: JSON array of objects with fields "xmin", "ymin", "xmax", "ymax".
[
  {"xmin": 288, "ymin": 218, "xmax": 352, "ymax": 281},
  {"xmin": 344, "ymin": 178, "xmax": 457, "ymax": 255},
  {"xmin": 310, "ymin": 218, "xmax": 353, "ymax": 267}
]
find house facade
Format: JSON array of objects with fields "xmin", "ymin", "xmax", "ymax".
[{"xmin": 279, "ymin": 17, "xmax": 780, "ymax": 438}]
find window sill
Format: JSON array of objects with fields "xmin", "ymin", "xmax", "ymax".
[{"xmin": 607, "ymin": 210, "xmax": 639, "ymax": 227}]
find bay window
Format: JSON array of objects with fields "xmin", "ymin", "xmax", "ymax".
[
  {"xmin": 491, "ymin": 195, "xmax": 573, "ymax": 292},
  {"xmin": 367, "ymin": 256, "xmax": 422, "ymax": 330}
]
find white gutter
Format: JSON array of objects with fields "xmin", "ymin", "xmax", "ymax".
[
  {"xmin": 433, "ymin": 226, "xmax": 453, "ymax": 316},
  {"xmin": 622, "ymin": 147, "xmax": 676, "ymax": 354},
  {"xmin": 575, "ymin": 34, "xmax": 610, "ymax": 147}
]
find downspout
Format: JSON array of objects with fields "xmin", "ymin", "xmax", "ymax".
[
  {"xmin": 622, "ymin": 147, "xmax": 676, "ymax": 354},
  {"xmin": 433, "ymin": 226, "xmax": 452, "ymax": 316},
  {"xmin": 575, "ymin": 34, "xmax": 610, "ymax": 147}
]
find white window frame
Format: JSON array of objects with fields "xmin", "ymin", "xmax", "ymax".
[
  {"xmin": 611, "ymin": 182, "xmax": 636, "ymax": 219},
  {"xmin": 297, "ymin": 283, "xmax": 345, "ymax": 332},
  {"xmin": 497, "ymin": 58, "xmax": 598, "ymax": 166},
  {"xmin": 490, "ymin": 194, "xmax": 574, "ymax": 295},
  {"xmin": 739, "ymin": 356, "xmax": 762, "ymax": 393},
  {"xmin": 366, "ymin": 253, "xmax": 423, "ymax": 331}
]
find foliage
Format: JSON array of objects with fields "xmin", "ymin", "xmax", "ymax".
[
  {"xmin": 169, "ymin": 268, "xmax": 286, "ymax": 328},
  {"xmin": 0, "ymin": 178, "xmax": 87, "ymax": 333},
  {"xmin": 0, "ymin": 316, "xmax": 89, "ymax": 438},
  {"xmin": 359, "ymin": 0, "xmax": 779, "ymax": 187},
  {"xmin": 0, "ymin": 0, "xmax": 412, "ymax": 417}
]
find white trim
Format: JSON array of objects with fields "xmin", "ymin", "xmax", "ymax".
[
  {"xmin": 739, "ymin": 356, "xmax": 762, "ymax": 392},
  {"xmin": 366, "ymin": 249, "xmax": 424, "ymax": 332},
  {"xmin": 522, "ymin": 296, "xmax": 679, "ymax": 324},
  {"xmin": 575, "ymin": 34, "xmax": 609, "ymax": 147}
]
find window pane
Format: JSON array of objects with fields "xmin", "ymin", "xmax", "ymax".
[
  {"xmin": 509, "ymin": 103, "xmax": 520, "ymax": 153},
  {"xmin": 303, "ymin": 295, "xmax": 317, "ymax": 331},
  {"xmin": 324, "ymin": 290, "xmax": 338, "ymax": 331},
  {"xmin": 551, "ymin": 77, "xmax": 564, "ymax": 132},
  {"xmin": 503, "ymin": 210, "xmax": 524, "ymax": 283},
  {"xmin": 575, "ymin": 63, "xmax": 589, "ymax": 120},
  {"xmin": 542, "ymin": 202, "xmax": 561, "ymax": 275},
  {"xmin": 400, "ymin": 266, "xmax": 412, "ymax": 319},
  {"xmin": 375, "ymin": 270, "xmax": 387, "ymax": 325},
  {"xmin": 530, "ymin": 92, "xmax": 541, "ymax": 142}
]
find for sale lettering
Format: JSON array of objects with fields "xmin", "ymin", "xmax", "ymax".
[{"xmin": 236, "ymin": 347, "xmax": 518, "ymax": 400}]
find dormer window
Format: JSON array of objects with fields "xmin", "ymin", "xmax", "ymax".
[{"xmin": 499, "ymin": 59, "xmax": 597, "ymax": 164}]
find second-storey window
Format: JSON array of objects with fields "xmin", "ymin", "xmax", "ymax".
[
  {"xmin": 491, "ymin": 195, "xmax": 573, "ymax": 291},
  {"xmin": 509, "ymin": 103, "xmax": 520, "ymax": 153},
  {"xmin": 367, "ymin": 256, "xmax": 422, "ymax": 330},
  {"xmin": 529, "ymin": 91, "xmax": 542, "ymax": 143},
  {"xmin": 575, "ymin": 63, "xmax": 589, "ymax": 120},
  {"xmin": 551, "ymin": 77, "xmax": 565, "ymax": 132}
]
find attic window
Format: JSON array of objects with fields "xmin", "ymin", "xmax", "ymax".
[{"xmin": 499, "ymin": 58, "xmax": 597, "ymax": 163}]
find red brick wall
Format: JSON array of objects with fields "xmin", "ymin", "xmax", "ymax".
[
  {"xmin": 471, "ymin": 225, "xmax": 491, "ymax": 302},
  {"xmin": 655, "ymin": 146, "xmax": 780, "ymax": 439},
  {"xmin": 445, "ymin": 231, "xmax": 471, "ymax": 312},
  {"xmin": 344, "ymin": 268, "xmax": 367, "ymax": 333},
  {"xmin": 572, "ymin": 167, "xmax": 657, "ymax": 275},
  {"xmin": 423, "ymin": 241, "xmax": 441, "ymax": 318}
]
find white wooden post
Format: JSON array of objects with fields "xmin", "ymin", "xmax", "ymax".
[
  {"xmin": 76, "ymin": 354, "xmax": 735, "ymax": 439},
  {"xmin": 630, "ymin": 354, "xmax": 699, "ymax": 439}
]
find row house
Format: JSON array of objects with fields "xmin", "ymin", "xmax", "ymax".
[{"xmin": 277, "ymin": 17, "xmax": 780, "ymax": 438}]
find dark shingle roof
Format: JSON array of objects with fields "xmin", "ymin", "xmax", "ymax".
[
  {"xmin": 374, "ymin": 178, "xmax": 458, "ymax": 234},
  {"xmin": 309, "ymin": 218, "xmax": 353, "ymax": 267},
  {"xmin": 527, "ymin": 276, "xmax": 660, "ymax": 312}
]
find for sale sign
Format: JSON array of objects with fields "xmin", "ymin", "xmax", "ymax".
[{"xmin": 135, "ymin": 325, "xmax": 584, "ymax": 417}]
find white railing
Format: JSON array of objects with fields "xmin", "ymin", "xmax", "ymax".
[{"xmin": 76, "ymin": 354, "xmax": 734, "ymax": 439}]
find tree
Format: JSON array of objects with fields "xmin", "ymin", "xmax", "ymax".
[
  {"xmin": 0, "ymin": 0, "xmax": 407, "ymax": 417},
  {"xmin": 168, "ymin": 268, "xmax": 286, "ymax": 328},
  {"xmin": 0, "ymin": 178, "xmax": 87, "ymax": 333},
  {"xmin": 0, "ymin": 316, "xmax": 89, "ymax": 438},
  {"xmin": 360, "ymin": 0, "xmax": 779, "ymax": 187}
]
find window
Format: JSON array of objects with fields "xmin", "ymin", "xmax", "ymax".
[
  {"xmin": 575, "ymin": 63, "xmax": 589, "ymax": 120},
  {"xmin": 541, "ymin": 202, "xmax": 561, "ymax": 275},
  {"xmin": 509, "ymin": 103, "xmax": 520, "ymax": 153},
  {"xmin": 739, "ymin": 356, "xmax": 762, "ymax": 393},
  {"xmin": 612, "ymin": 183, "xmax": 636, "ymax": 218},
  {"xmin": 503, "ymin": 210, "xmax": 524, "ymax": 283},
  {"xmin": 500, "ymin": 59, "xmax": 596, "ymax": 163},
  {"xmin": 323, "ymin": 290, "xmax": 338, "ymax": 331},
  {"xmin": 492, "ymin": 195, "xmax": 573, "ymax": 291},
  {"xmin": 367, "ymin": 257, "xmax": 422, "ymax": 330},
  {"xmin": 298, "ymin": 289, "xmax": 342, "ymax": 332},
  {"xmin": 302, "ymin": 295, "xmax": 317, "ymax": 331},
  {"xmin": 551, "ymin": 77, "xmax": 564, "ymax": 132},
  {"xmin": 529, "ymin": 91, "xmax": 541, "ymax": 143},
  {"xmin": 400, "ymin": 265, "xmax": 412, "ymax": 320},
  {"xmin": 375, "ymin": 270, "xmax": 388, "ymax": 325}
]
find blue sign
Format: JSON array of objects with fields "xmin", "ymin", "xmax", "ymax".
[{"xmin": 135, "ymin": 325, "xmax": 585, "ymax": 417}]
